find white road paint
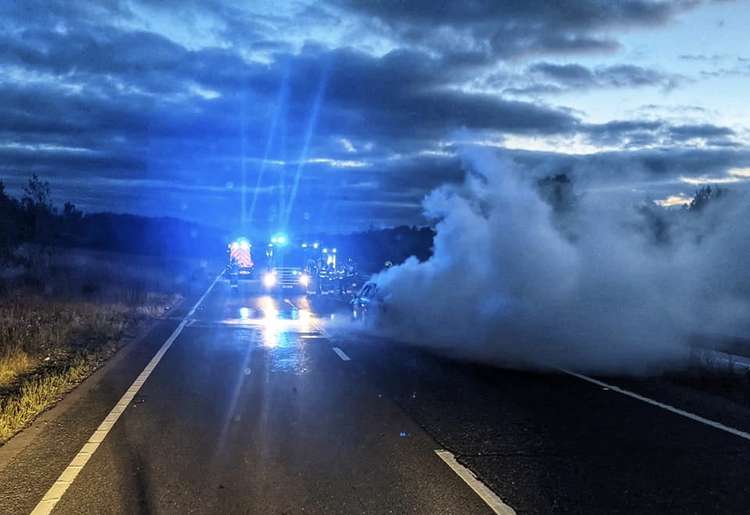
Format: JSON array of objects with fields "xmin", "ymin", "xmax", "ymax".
[
  {"xmin": 562, "ymin": 369, "xmax": 750, "ymax": 442},
  {"xmin": 332, "ymin": 347, "xmax": 351, "ymax": 361},
  {"xmin": 435, "ymin": 450, "xmax": 516, "ymax": 515},
  {"xmin": 30, "ymin": 274, "xmax": 222, "ymax": 515}
]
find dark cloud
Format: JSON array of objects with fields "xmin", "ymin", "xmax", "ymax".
[
  {"xmin": 502, "ymin": 62, "xmax": 682, "ymax": 95},
  {"xmin": 0, "ymin": 31, "xmax": 582, "ymax": 160},
  {"xmin": 504, "ymin": 146, "xmax": 750, "ymax": 192},
  {"xmin": 547, "ymin": 63, "xmax": 678, "ymax": 88},
  {"xmin": 333, "ymin": 0, "xmax": 701, "ymax": 61},
  {"xmin": 584, "ymin": 120, "xmax": 737, "ymax": 148},
  {"xmin": 0, "ymin": 0, "xmax": 746, "ymax": 231},
  {"xmin": 669, "ymin": 124, "xmax": 735, "ymax": 141},
  {"xmin": 585, "ymin": 120, "xmax": 665, "ymax": 146}
]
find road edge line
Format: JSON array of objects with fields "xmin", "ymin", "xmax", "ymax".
[
  {"xmin": 561, "ymin": 369, "xmax": 750, "ymax": 442},
  {"xmin": 435, "ymin": 449, "xmax": 516, "ymax": 515},
  {"xmin": 30, "ymin": 274, "xmax": 222, "ymax": 515}
]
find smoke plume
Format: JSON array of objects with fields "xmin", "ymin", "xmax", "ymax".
[{"xmin": 372, "ymin": 149, "xmax": 750, "ymax": 374}]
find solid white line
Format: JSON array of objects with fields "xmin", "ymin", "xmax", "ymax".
[
  {"xmin": 30, "ymin": 273, "xmax": 222, "ymax": 515},
  {"xmin": 561, "ymin": 369, "xmax": 750, "ymax": 442},
  {"xmin": 332, "ymin": 347, "xmax": 351, "ymax": 361},
  {"xmin": 435, "ymin": 450, "xmax": 516, "ymax": 515}
]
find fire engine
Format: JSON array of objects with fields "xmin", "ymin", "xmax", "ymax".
[{"xmin": 227, "ymin": 237, "xmax": 254, "ymax": 286}]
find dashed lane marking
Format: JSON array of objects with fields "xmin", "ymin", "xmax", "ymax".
[
  {"xmin": 30, "ymin": 274, "xmax": 223, "ymax": 515},
  {"xmin": 562, "ymin": 369, "xmax": 750, "ymax": 442},
  {"xmin": 332, "ymin": 347, "xmax": 351, "ymax": 361},
  {"xmin": 435, "ymin": 450, "xmax": 516, "ymax": 515}
]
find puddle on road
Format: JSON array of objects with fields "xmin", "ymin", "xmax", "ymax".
[
  {"xmin": 228, "ymin": 330, "xmax": 314, "ymax": 375},
  {"xmin": 226, "ymin": 296, "xmax": 319, "ymax": 376}
]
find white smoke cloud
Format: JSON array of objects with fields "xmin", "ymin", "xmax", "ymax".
[{"xmin": 371, "ymin": 148, "xmax": 750, "ymax": 374}]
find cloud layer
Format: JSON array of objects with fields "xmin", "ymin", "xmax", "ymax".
[{"xmin": 0, "ymin": 0, "xmax": 746, "ymax": 231}]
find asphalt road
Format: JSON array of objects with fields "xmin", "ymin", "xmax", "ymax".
[{"xmin": 1, "ymin": 276, "xmax": 750, "ymax": 514}]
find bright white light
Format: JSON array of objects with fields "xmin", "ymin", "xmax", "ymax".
[
  {"xmin": 239, "ymin": 307, "xmax": 251, "ymax": 319},
  {"xmin": 263, "ymin": 272, "xmax": 277, "ymax": 288},
  {"xmin": 299, "ymin": 274, "xmax": 310, "ymax": 287},
  {"xmin": 271, "ymin": 233, "xmax": 288, "ymax": 246},
  {"xmin": 654, "ymin": 194, "xmax": 691, "ymax": 207},
  {"xmin": 259, "ymin": 296, "xmax": 278, "ymax": 320},
  {"xmin": 258, "ymin": 296, "xmax": 280, "ymax": 347},
  {"xmin": 313, "ymin": 242, "xmax": 319, "ymax": 249},
  {"xmin": 307, "ymin": 157, "xmax": 369, "ymax": 168},
  {"xmin": 297, "ymin": 308, "xmax": 312, "ymax": 331},
  {"xmin": 261, "ymin": 316, "xmax": 280, "ymax": 347},
  {"xmin": 680, "ymin": 175, "xmax": 741, "ymax": 185}
]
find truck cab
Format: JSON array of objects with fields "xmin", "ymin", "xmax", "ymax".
[{"xmin": 261, "ymin": 235, "xmax": 311, "ymax": 293}]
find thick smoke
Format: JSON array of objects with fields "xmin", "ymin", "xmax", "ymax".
[{"xmin": 372, "ymin": 149, "xmax": 750, "ymax": 374}]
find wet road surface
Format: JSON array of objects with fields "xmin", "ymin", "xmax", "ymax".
[{"xmin": 1, "ymin": 276, "xmax": 750, "ymax": 513}]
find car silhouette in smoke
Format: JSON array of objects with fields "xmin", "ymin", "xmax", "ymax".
[{"xmin": 351, "ymin": 281, "xmax": 387, "ymax": 325}]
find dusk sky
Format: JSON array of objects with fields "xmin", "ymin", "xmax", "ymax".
[{"xmin": 2, "ymin": 0, "xmax": 749, "ymax": 233}]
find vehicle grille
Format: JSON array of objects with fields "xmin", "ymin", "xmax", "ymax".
[{"xmin": 273, "ymin": 267, "xmax": 303, "ymax": 288}]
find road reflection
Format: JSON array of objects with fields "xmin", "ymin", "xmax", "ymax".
[{"xmin": 223, "ymin": 295, "xmax": 318, "ymax": 374}]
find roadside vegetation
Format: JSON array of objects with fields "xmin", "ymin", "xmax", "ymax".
[
  {"xmin": 0, "ymin": 251, "xmax": 195, "ymax": 443},
  {"xmin": 0, "ymin": 176, "xmax": 208, "ymax": 443}
]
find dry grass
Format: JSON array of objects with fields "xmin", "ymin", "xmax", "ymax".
[
  {"xmin": 0, "ymin": 358, "xmax": 89, "ymax": 442},
  {"xmin": 0, "ymin": 299, "xmax": 139, "ymax": 443},
  {"xmin": 0, "ymin": 247, "xmax": 201, "ymax": 443},
  {"xmin": 0, "ymin": 350, "xmax": 35, "ymax": 387}
]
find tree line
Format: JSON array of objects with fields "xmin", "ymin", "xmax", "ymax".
[
  {"xmin": 0, "ymin": 175, "xmax": 228, "ymax": 262},
  {"xmin": 0, "ymin": 175, "xmax": 437, "ymax": 271}
]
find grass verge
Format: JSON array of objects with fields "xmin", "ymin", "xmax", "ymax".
[
  {"xmin": 0, "ymin": 247, "xmax": 200, "ymax": 444},
  {"xmin": 0, "ymin": 357, "xmax": 89, "ymax": 442}
]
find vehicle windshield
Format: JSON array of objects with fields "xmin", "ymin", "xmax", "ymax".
[{"xmin": 265, "ymin": 246, "xmax": 307, "ymax": 268}]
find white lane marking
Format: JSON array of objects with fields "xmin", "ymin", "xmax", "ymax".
[
  {"xmin": 332, "ymin": 347, "xmax": 351, "ymax": 361},
  {"xmin": 435, "ymin": 450, "xmax": 516, "ymax": 515},
  {"xmin": 562, "ymin": 369, "xmax": 750, "ymax": 442},
  {"xmin": 31, "ymin": 274, "xmax": 222, "ymax": 515}
]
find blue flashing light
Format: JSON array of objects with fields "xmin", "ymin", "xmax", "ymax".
[
  {"xmin": 234, "ymin": 237, "xmax": 250, "ymax": 250},
  {"xmin": 271, "ymin": 232, "xmax": 288, "ymax": 246}
]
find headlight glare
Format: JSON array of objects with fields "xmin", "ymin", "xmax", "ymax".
[{"xmin": 263, "ymin": 272, "xmax": 277, "ymax": 288}]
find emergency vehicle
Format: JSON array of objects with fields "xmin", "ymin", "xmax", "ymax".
[{"xmin": 227, "ymin": 237, "xmax": 254, "ymax": 283}]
